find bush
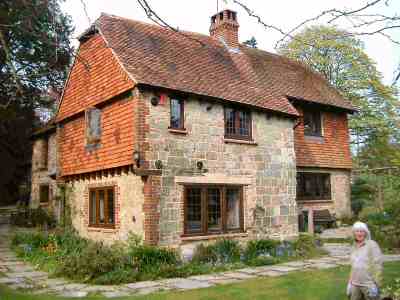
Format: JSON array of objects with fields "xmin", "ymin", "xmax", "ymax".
[
  {"xmin": 244, "ymin": 239, "xmax": 278, "ymax": 261},
  {"xmin": 192, "ymin": 239, "xmax": 241, "ymax": 265},
  {"xmin": 10, "ymin": 207, "xmax": 56, "ymax": 228},
  {"xmin": 129, "ymin": 245, "xmax": 179, "ymax": 271},
  {"xmin": 382, "ymin": 278, "xmax": 400, "ymax": 300},
  {"xmin": 293, "ymin": 234, "xmax": 324, "ymax": 257},
  {"xmin": 56, "ymin": 241, "xmax": 128, "ymax": 282}
]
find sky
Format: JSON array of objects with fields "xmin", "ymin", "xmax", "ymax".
[{"xmin": 61, "ymin": 0, "xmax": 400, "ymax": 85}]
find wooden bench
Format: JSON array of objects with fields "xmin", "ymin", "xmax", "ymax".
[{"xmin": 313, "ymin": 209, "xmax": 336, "ymax": 228}]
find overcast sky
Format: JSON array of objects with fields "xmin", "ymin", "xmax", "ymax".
[{"xmin": 61, "ymin": 0, "xmax": 400, "ymax": 85}]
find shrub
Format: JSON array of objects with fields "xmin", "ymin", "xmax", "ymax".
[
  {"xmin": 382, "ymin": 278, "xmax": 400, "ymax": 300},
  {"xmin": 10, "ymin": 207, "xmax": 56, "ymax": 228},
  {"xmin": 192, "ymin": 243, "xmax": 218, "ymax": 264},
  {"xmin": 129, "ymin": 245, "xmax": 179, "ymax": 272},
  {"xmin": 244, "ymin": 239, "xmax": 278, "ymax": 261},
  {"xmin": 292, "ymin": 234, "xmax": 324, "ymax": 257},
  {"xmin": 56, "ymin": 241, "xmax": 127, "ymax": 282},
  {"xmin": 192, "ymin": 239, "xmax": 241, "ymax": 265}
]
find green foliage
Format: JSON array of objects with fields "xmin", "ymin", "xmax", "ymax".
[
  {"xmin": 10, "ymin": 207, "xmax": 56, "ymax": 228},
  {"xmin": 0, "ymin": 0, "xmax": 73, "ymax": 206},
  {"xmin": 292, "ymin": 234, "xmax": 325, "ymax": 258},
  {"xmin": 56, "ymin": 241, "xmax": 128, "ymax": 283},
  {"xmin": 192, "ymin": 239, "xmax": 241, "ymax": 264},
  {"xmin": 11, "ymin": 230, "xmax": 326, "ymax": 285},
  {"xmin": 244, "ymin": 239, "xmax": 278, "ymax": 261},
  {"xmin": 383, "ymin": 278, "xmax": 400, "ymax": 300},
  {"xmin": 351, "ymin": 177, "xmax": 373, "ymax": 216}
]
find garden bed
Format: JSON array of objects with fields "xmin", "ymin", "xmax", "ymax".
[{"xmin": 11, "ymin": 229, "xmax": 326, "ymax": 285}]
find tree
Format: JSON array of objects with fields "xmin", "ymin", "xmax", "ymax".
[
  {"xmin": 0, "ymin": 0, "xmax": 73, "ymax": 205},
  {"xmin": 244, "ymin": 36, "xmax": 258, "ymax": 48},
  {"xmin": 278, "ymin": 26, "xmax": 400, "ymax": 163}
]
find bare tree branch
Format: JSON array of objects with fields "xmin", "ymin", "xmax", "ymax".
[{"xmin": 0, "ymin": 30, "xmax": 24, "ymax": 109}]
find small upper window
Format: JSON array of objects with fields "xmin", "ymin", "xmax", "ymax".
[
  {"xmin": 170, "ymin": 98, "xmax": 184, "ymax": 129},
  {"xmin": 303, "ymin": 110, "xmax": 322, "ymax": 136},
  {"xmin": 224, "ymin": 107, "xmax": 252, "ymax": 140},
  {"xmin": 40, "ymin": 185, "xmax": 50, "ymax": 203},
  {"xmin": 85, "ymin": 107, "xmax": 102, "ymax": 145}
]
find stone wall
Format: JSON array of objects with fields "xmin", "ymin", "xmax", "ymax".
[
  {"xmin": 142, "ymin": 90, "xmax": 298, "ymax": 246},
  {"xmin": 296, "ymin": 167, "xmax": 351, "ymax": 218},
  {"xmin": 67, "ymin": 172, "xmax": 145, "ymax": 244},
  {"xmin": 31, "ymin": 133, "xmax": 58, "ymax": 216}
]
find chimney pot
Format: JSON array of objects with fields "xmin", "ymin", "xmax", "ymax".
[{"xmin": 210, "ymin": 9, "xmax": 239, "ymax": 49}]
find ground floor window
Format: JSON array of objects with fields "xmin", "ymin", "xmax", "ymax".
[
  {"xmin": 184, "ymin": 185, "xmax": 243, "ymax": 235},
  {"xmin": 297, "ymin": 172, "xmax": 331, "ymax": 200},
  {"xmin": 39, "ymin": 185, "xmax": 50, "ymax": 203},
  {"xmin": 89, "ymin": 187, "xmax": 115, "ymax": 227}
]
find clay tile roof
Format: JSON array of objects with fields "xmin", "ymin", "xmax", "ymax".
[{"xmin": 96, "ymin": 14, "xmax": 355, "ymax": 116}]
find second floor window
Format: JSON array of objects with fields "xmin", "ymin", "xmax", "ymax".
[
  {"xmin": 224, "ymin": 107, "xmax": 252, "ymax": 140},
  {"xmin": 170, "ymin": 98, "xmax": 184, "ymax": 129},
  {"xmin": 86, "ymin": 107, "xmax": 102, "ymax": 145},
  {"xmin": 303, "ymin": 110, "xmax": 322, "ymax": 136}
]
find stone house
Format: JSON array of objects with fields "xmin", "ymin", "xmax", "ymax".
[
  {"xmin": 30, "ymin": 122, "xmax": 60, "ymax": 218},
  {"xmin": 31, "ymin": 9, "xmax": 354, "ymax": 247}
]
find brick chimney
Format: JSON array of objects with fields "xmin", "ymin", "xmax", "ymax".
[{"xmin": 210, "ymin": 9, "xmax": 239, "ymax": 49}]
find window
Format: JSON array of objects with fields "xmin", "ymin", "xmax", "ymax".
[
  {"xmin": 224, "ymin": 107, "xmax": 252, "ymax": 140},
  {"xmin": 170, "ymin": 98, "xmax": 184, "ymax": 129},
  {"xmin": 296, "ymin": 173, "xmax": 331, "ymax": 201},
  {"xmin": 303, "ymin": 110, "xmax": 322, "ymax": 136},
  {"xmin": 89, "ymin": 187, "xmax": 115, "ymax": 227},
  {"xmin": 184, "ymin": 186, "xmax": 243, "ymax": 235},
  {"xmin": 39, "ymin": 185, "xmax": 50, "ymax": 203},
  {"xmin": 85, "ymin": 107, "xmax": 102, "ymax": 145}
]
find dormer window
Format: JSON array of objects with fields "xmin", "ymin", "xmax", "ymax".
[
  {"xmin": 224, "ymin": 106, "xmax": 252, "ymax": 140},
  {"xmin": 170, "ymin": 98, "xmax": 184, "ymax": 130},
  {"xmin": 303, "ymin": 109, "xmax": 322, "ymax": 137}
]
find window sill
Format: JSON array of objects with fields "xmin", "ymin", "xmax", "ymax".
[
  {"xmin": 297, "ymin": 199, "xmax": 333, "ymax": 204},
  {"xmin": 87, "ymin": 226, "xmax": 117, "ymax": 233},
  {"xmin": 181, "ymin": 232, "xmax": 248, "ymax": 242},
  {"xmin": 304, "ymin": 135, "xmax": 324, "ymax": 143},
  {"xmin": 224, "ymin": 138, "xmax": 257, "ymax": 145},
  {"xmin": 168, "ymin": 128, "xmax": 188, "ymax": 135}
]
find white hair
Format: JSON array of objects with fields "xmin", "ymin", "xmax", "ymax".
[{"xmin": 352, "ymin": 221, "xmax": 371, "ymax": 240}]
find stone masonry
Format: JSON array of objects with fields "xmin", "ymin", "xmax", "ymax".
[
  {"xmin": 143, "ymin": 90, "xmax": 299, "ymax": 246},
  {"xmin": 68, "ymin": 172, "xmax": 145, "ymax": 244},
  {"xmin": 31, "ymin": 132, "xmax": 58, "ymax": 217}
]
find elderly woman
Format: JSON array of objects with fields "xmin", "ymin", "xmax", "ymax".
[{"xmin": 347, "ymin": 221, "xmax": 383, "ymax": 300}]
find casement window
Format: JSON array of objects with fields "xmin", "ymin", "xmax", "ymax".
[
  {"xmin": 39, "ymin": 185, "xmax": 50, "ymax": 203},
  {"xmin": 170, "ymin": 98, "xmax": 184, "ymax": 129},
  {"xmin": 184, "ymin": 186, "xmax": 244, "ymax": 235},
  {"xmin": 303, "ymin": 110, "xmax": 322, "ymax": 136},
  {"xmin": 85, "ymin": 107, "xmax": 102, "ymax": 145},
  {"xmin": 89, "ymin": 187, "xmax": 115, "ymax": 228},
  {"xmin": 296, "ymin": 173, "xmax": 331, "ymax": 201},
  {"xmin": 224, "ymin": 107, "xmax": 252, "ymax": 140}
]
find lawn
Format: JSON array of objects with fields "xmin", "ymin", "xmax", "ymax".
[{"xmin": 0, "ymin": 262, "xmax": 399, "ymax": 300}]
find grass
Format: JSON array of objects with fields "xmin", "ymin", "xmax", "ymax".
[{"xmin": 0, "ymin": 261, "xmax": 399, "ymax": 300}]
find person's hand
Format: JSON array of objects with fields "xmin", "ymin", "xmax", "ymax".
[
  {"xmin": 346, "ymin": 282, "xmax": 352, "ymax": 296},
  {"xmin": 368, "ymin": 284, "xmax": 379, "ymax": 297}
]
